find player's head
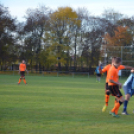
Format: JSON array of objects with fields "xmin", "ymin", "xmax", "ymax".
[
  {"xmin": 131, "ymin": 69, "xmax": 134, "ymax": 73},
  {"xmin": 114, "ymin": 57, "xmax": 121, "ymax": 67},
  {"xmin": 22, "ymin": 60, "xmax": 25, "ymax": 64},
  {"xmin": 111, "ymin": 57, "xmax": 116, "ymax": 64}
]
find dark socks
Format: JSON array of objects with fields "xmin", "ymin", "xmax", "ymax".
[{"xmin": 123, "ymin": 100, "xmax": 128, "ymax": 112}]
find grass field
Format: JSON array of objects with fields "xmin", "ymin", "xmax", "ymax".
[{"xmin": 0, "ymin": 75, "xmax": 134, "ymax": 134}]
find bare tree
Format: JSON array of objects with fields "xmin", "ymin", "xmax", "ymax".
[{"xmin": 24, "ymin": 5, "xmax": 51, "ymax": 71}]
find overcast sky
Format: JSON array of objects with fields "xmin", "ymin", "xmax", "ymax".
[{"xmin": 0, "ymin": 0, "xmax": 134, "ymax": 21}]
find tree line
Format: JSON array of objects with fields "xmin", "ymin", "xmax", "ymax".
[{"xmin": 0, "ymin": 4, "xmax": 134, "ymax": 72}]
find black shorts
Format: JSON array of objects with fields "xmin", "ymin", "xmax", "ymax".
[
  {"xmin": 105, "ymin": 83, "xmax": 109, "ymax": 90},
  {"xmin": 20, "ymin": 71, "xmax": 25, "ymax": 77},
  {"xmin": 96, "ymin": 74, "xmax": 101, "ymax": 77},
  {"xmin": 108, "ymin": 85, "xmax": 122, "ymax": 98}
]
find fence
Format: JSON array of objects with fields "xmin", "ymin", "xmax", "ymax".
[
  {"xmin": 0, "ymin": 70, "xmax": 91, "ymax": 78},
  {"xmin": 0, "ymin": 70, "xmax": 132, "ymax": 78},
  {"xmin": 104, "ymin": 46, "xmax": 134, "ymax": 66}
]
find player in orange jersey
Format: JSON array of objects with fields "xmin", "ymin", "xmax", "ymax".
[
  {"xmin": 108, "ymin": 57, "xmax": 134, "ymax": 117},
  {"xmin": 101, "ymin": 57, "xmax": 133, "ymax": 112},
  {"xmin": 100, "ymin": 57, "xmax": 116, "ymax": 112},
  {"xmin": 18, "ymin": 60, "xmax": 28, "ymax": 85}
]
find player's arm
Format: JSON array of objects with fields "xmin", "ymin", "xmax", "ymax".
[
  {"xmin": 99, "ymin": 65, "xmax": 108, "ymax": 74},
  {"xmin": 19, "ymin": 64, "xmax": 21, "ymax": 73},
  {"xmin": 109, "ymin": 79, "xmax": 122, "ymax": 88},
  {"xmin": 124, "ymin": 66, "xmax": 134, "ymax": 70},
  {"xmin": 119, "ymin": 65, "xmax": 134, "ymax": 70},
  {"xmin": 25, "ymin": 64, "xmax": 28, "ymax": 73},
  {"xmin": 25, "ymin": 68, "xmax": 28, "ymax": 72}
]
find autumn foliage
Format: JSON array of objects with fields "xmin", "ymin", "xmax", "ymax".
[{"xmin": 104, "ymin": 26, "xmax": 133, "ymax": 46}]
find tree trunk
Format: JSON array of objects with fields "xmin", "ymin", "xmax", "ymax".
[
  {"xmin": 30, "ymin": 59, "xmax": 32, "ymax": 72},
  {"xmin": 74, "ymin": 31, "xmax": 77, "ymax": 72}
]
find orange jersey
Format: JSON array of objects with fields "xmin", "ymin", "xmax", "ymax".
[
  {"xmin": 101, "ymin": 64, "xmax": 111, "ymax": 82},
  {"xmin": 102, "ymin": 64, "xmax": 125, "ymax": 83},
  {"xmin": 102, "ymin": 64, "xmax": 111, "ymax": 73},
  {"xmin": 107, "ymin": 65, "xmax": 125, "ymax": 86},
  {"xmin": 19, "ymin": 63, "xmax": 26, "ymax": 71}
]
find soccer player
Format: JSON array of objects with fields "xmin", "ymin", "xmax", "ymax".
[
  {"xmin": 101, "ymin": 57, "xmax": 134, "ymax": 112},
  {"xmin": 100, "ymin": 57, "xmax": 116, "ymax": 112},
  {"xmin": 122, "ymin": 69, "xmax": 134, "ymax": 115},
  {"xmin": 95, "ymin": 63, "xmax": 102, "ymax": 82},
  {"xmin": 18, "ymin": 60, "xmax": 28, "ymax": 85},
  {"xmin": 107, "ymin": 57, "xmax": 125, "ymax": 117}
]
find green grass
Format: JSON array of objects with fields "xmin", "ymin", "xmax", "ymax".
[{"xmin": 0, "ymin": 75, "xmax": 134, "ymax": 134}]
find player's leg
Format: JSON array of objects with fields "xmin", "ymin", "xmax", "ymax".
[
  {"xmin": 110, "ymin": 96, "xmax": 123, "ymax": 117},
  {"xmin": 114, "ymin": 98, "xmax": 119, "ymax": 114},
  {"xmin": 98, "ymin": 77, "xmax": 100, "ymax": 82},
  {"xmin": 99, "ymin": 74, "xmax": 101, "ymax": 82},
  {"xmin": 18, "ymin": 77, "xmax": 22, "ymax": 84},
  {"xmin": 105, "ymin": 90, "xmax": 110, "ymax": 106},
  {"xmin": 96, "ymin": 74, "xmax": 100, "ymax": 82},
  {"xmin": 109, "ymin": 98, "xmax": 119, "ymax": 115},
  {"xmin": 122, "ymin": 94, "xmax": 130, "ymax": 115},
  {"xmin": 97, "ymin": 74, "xmax": 101, "ymax": 82},
  {"xmin": 111, "ymin": 96, "xmax": 124, "ymax": 116},
  {"xmin": 21, "ymin": 71, "xmax": 27, "ymax": 84},
  {"xmin": 102, "ymin": 83, "xmax": 110, "ymax": 112},
  {"xmin": 122, "ymin": 85, "xmax": 131, "ymax": 115},
  {"xmin": 110, "ymin": 85, "xmax": 124, "ymax": 117},
  {"xmin": 96, "ymin": 74, "xmax": 98, "ymax": 82},
  {"xmin": 23, "ymin": 76, "xmax": 27, "ymax": 84},
  {"xmin": 18, "ymin": 71, "xmax": 22, "ymax": 84}
]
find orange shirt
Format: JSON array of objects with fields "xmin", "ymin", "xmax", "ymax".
[
  {"xmin": 19, "ymin": 63, "xmax": 26, "ymax": 71},
  {"xmin": 102, "ymin": 64, "xmax": 125, "ymax": 83},
  {"xmin": 101, "ymin": 64, "xmax": 111, "ymax": 82},
  {"xmin": 107, "ymin": 65, "xmax": 125, "ymax": 86}
]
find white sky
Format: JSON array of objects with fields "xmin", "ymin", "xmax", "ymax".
[{"xmin": 0, "ymin": 0, "xmax": 134, "ymax": 21}]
